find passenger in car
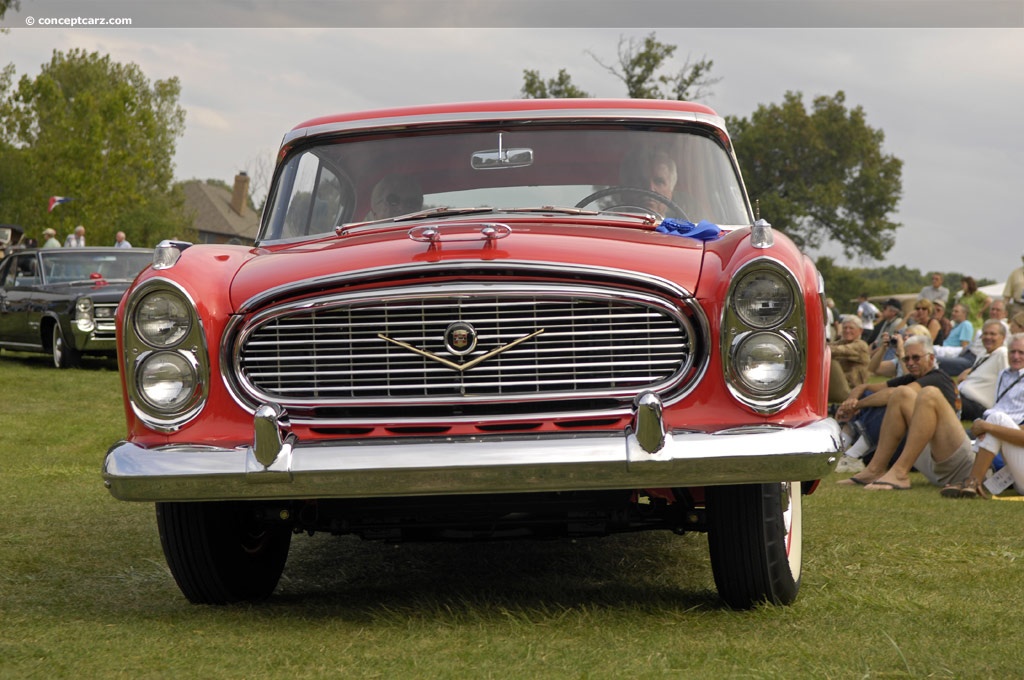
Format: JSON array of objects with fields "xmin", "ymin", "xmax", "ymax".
[{"xmin": 366, "ymin": 174, "xmax": 423, "ymax": 220}]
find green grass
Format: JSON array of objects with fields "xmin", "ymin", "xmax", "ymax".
[{"xmin": 2, "ymin": 349, "xmax": 1022, "ymax": 678}]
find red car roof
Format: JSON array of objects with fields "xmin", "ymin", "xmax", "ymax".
[{"xmin": 290, "ymin": 99, "xmax": 721, "ymax": 133}]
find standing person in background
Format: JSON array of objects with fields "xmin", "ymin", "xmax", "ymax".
[
  {"xmin": 959, "ymin": 276, "xmax": 990, "ymax": 331},
  {"xmin": 919, "ymin": 272, "xmax": 949, "ymax": 306},
  {"xmin": 114, "ymin": 231, "xmax": 132, "ymax": 248},
  {"xmin": 1004, "ymin": 250, "xmax": 1024, "ymax": 318},
  {"xmin": 857, "ymin": 293, "xmax": 879, "ymax": 341},
  {"xmin": 42, "ymin": 229, "xmax": 61, "ymax": 248},
  {"xmin": 64, "ymin": 225, "xmax": 86, "ymax": 248}
]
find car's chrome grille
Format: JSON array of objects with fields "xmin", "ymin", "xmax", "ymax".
[
  {"xmin": 236, "ymin": 287, "xmax": 696, "ymax": 405},
  {"xmin": 93, "ymin": 302, "xmax": 119, "ymax": 339}
]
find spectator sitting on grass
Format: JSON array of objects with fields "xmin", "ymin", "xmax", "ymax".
[
  {"xmin": 828, "ymin": 316, "xmax": 871, "ymax": 403},
  {"xmin": 835, "ymin": 335, "xmax": 959, "ymax": 470},
  {"xmin": 956, "ymin": 320, "xmax": 1009, "ymax": 422},
  {"xmin": 838, "ymin": 337, "xmax": 975, "ymax": 492},
  {"xmin": 943, "ymin": 333, "xmax": 1024, "ymax": 499},
  {"xmin": 867, "ymin": 325, "xmax": 931, "ymax": 379}
]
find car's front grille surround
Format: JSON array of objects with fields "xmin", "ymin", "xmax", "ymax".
[{"xmin": 230, "ymin": 282, "xmax": 704, "ymax": 421}]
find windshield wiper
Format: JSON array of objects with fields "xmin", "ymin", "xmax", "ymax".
[{"xmin": 391, "ymin": 206, "xmax": 498, "ymax": 222}]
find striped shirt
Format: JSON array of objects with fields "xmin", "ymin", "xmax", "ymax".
[{"xmin": 986, "ymin": 367, "xmax": 1024, "ymax": 424}]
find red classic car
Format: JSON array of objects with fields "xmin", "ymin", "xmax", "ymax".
[{"xmin": 103, "ymin": 99, "xmax": 841, "ymax": 608}]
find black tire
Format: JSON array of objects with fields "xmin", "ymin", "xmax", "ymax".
[
  {"xmin": 156, "ymin": 501, "xmax": 292, "ymax": 605},
  {"xmin": 706, "ymin": 482, "xmax": 802, "ymax": 609},
  {"xmin": 52, "ymin": 323, "xmax": 81, "ymax": 369}
]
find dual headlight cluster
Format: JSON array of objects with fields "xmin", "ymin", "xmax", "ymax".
[
  {"xmin": 124, "ymin": 282, "xmax": 207, "ymax": 431},
  {"xmin": 722, "ymin": 261, "xmax": 805, "ymax": 414}
]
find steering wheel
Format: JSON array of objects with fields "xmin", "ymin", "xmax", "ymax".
[{"xmin": 574, "ymin": 186, "xmax": 689, "ymax": 221}]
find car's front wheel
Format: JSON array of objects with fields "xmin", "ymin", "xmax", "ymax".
[
  {"xmin": 52, "ymin": 323, "xmax": 81, "ymax": 369},
  {"xmin": 156, "ymin": 501, "xmax": 292, "ymax": 605},
  {"xmin": 706, "ymin": 482, "xmax": 802, "ymax": 609}
]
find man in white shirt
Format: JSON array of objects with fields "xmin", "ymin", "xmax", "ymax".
[
  {"xmin": 957, "ymin": 320, "xmax": 1009, "ymax": 420},
  {"xmin": 64, "ymin": 225, "xmax": 86, "ymax": 248}
]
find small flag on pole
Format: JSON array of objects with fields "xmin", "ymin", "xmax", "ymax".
[{"xmin": 48, "ymin": 196, "xmax": 73, "ymax": 212}]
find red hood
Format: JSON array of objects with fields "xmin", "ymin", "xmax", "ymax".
[{"xmin": 229, "ymin": 219, "xmax": 709, "ymax": 308}]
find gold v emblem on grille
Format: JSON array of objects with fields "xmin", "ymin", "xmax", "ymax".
[{"xmin": 378, "ymin": 329, "xmax": 545, "ymax": 373}]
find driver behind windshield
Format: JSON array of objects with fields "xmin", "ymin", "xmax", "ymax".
[{"xmin": 619, "ymin": 148, "xmax": 678, "ymax": 214}]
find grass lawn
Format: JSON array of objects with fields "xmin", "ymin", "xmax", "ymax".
[{"xmin": 2, "ymin": 350, "xmax": 1022, "ymax": 678}]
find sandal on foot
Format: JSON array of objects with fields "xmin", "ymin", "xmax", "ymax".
[
  {"xmin": 837, "ymin": 476, "xmax": 874, "ymax": 486},
  {"xmin": 864, "ymin": 480, "xmax": 911, "ymax": 491},
  {"xmin": 940, "ymin": 481, "xmax": 963, "ymax": 498},
  {"xmin": 959, "ymin": 478, "xmax": 990, "ymax": 499}
]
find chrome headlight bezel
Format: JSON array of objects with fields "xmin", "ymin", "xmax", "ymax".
[
  {"xmin": 721, "ymin": 258, "xmax": 806, "ymax": 414},
  {"xmin": 123, "ymin": 278, "xmax": 208, "ymax": 432}
]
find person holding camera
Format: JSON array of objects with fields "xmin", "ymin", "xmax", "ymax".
[{"xmin": 865, "ymin": 298, "xmax": 906, "ymax": 350}]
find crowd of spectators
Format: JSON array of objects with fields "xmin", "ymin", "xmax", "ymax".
[{"xmin": 830, "ymin": 254, "xmax": 1024, "ymax": 499}]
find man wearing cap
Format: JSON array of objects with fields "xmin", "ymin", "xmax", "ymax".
[
  {"xmin": 866, "ymin": 298, "xmax": 906, "ymax": 350},
  {"xmin": 1004, "ymin": 250, "xmax": 1024, "ymax": 318}
]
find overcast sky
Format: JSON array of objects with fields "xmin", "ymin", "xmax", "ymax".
[{"xmin": 2, "ymin": 1, "xmax": 1023, "ymax": 285}]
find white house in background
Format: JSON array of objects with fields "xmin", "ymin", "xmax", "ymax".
[{"xmin": 181, "ymin": 172, "xmax": 259, "ymax": 245}]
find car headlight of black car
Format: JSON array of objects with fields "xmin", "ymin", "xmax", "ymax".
[{"xmin": 74, "ymin": 296, "xmax": 95, "ymax": 332}]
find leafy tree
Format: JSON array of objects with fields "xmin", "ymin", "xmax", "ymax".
[
  {"xmin": 727, "ymin": 91, "xmax": 903, "ymax": 261},
  {"xmin": 521, "ymin": 32, "xmax": 718, "ymax": 101},
  {"xmin": 589, "ymin": 33, "xmax": 719, "ymax": 101},
  {"xmin": 0, "ymin": 0, "xmax": 19, "ymax": 24},
  {"xmin": 521, "ymin": 68, "xmax": 590, "ymax": 99},
  {"xmin": 0, "ymin": 49, "xmax": 188, "ymax": 247}
]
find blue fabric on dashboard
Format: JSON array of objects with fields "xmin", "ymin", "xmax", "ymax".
[{"xmin": 656, "ymin": 218, "xmax": 721, "ymax": 241}]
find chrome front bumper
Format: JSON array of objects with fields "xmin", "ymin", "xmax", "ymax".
[{"xmin": 103, "ymin": 395, "xmax": 842, "ymax": 502}]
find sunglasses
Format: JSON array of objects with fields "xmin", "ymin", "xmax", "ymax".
[{"xmin": 902, "ymin": 354, "xmax": 928, "ymax": 363}]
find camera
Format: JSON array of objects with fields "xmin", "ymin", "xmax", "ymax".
[{"xmin": 889, "ymin": 337, "xmax": 899, "ymax": 346}]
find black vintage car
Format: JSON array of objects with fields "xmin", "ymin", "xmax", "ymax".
[{"xmin": 0, "ymin": 247, "xmax": 153, "ymax": 367}]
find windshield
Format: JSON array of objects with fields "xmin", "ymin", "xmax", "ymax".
[
  {"xmin": 40, "ymin": 250, "xmax": 153, "ymax": 283},
  {"xmin": 261, "ymin": 124, "xmax": 751, "ymax": 242}
]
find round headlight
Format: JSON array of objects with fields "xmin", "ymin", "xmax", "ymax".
[
  {"xmin": 732, "ymin": 269, "xmax": 794, "ymax": 329},
  {"xmin": 137, "ymin": 351, "xmax": 197, "ymax": 411},
  {"xmin": 733, "ymin": 332, "xmax": 798, "ymax": 395},
  {"xmin": 75, "ymin": 297, "xmax": 94, "ymax": 318},
  {"xmin": 135, "ymin": 290, "xmax": 191, "ymax": 347}
]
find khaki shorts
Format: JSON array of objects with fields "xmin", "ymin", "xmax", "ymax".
[{"xmin": 914, "ymin": 432, "xmax": 975, "ymax": 487}]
